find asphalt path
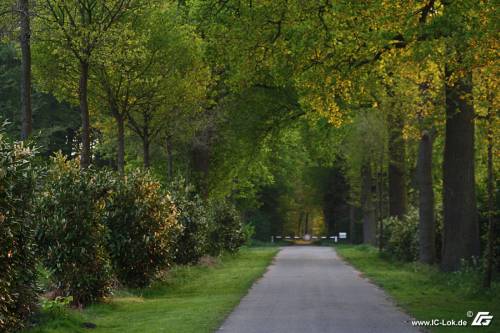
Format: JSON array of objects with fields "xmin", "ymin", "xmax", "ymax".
[{"xmin": 217, "ymin": 246, "xmax": 422, "ymax": 333}]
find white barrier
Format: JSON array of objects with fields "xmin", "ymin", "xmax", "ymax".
[{"xmin": 271, "ymin": 232, "xmax": 348, "ymax": 243}]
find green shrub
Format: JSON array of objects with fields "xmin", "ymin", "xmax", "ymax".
[
  {"xmin": 35, "ymin": 154, "xmax": 112, "ymax": 306},
  {"xmin": 40, "ymin": 296, "xmax": 73, "ymax": 318},
  {"xmin": 104, "ymin": 171, "xmax": 181, "ymax": 287},
  {"xmin": 0, "ymin": 133, "xmax": 38, "ymax": 332},
  {"xmin": 382, "ymin": 207, "xmax": 419, "ymax": 262},
  {"xmin": 208, "ymin": 200, "xmax": 245, "ymax": 255},
  {"xmin": 242, "ymin": 223, "xmax": 255, "ymax": 245},
  {"xmin": 168, "ymin": 179, "xmax": 210, "ymax": 265}
]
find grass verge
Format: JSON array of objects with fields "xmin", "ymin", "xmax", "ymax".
[
  {"xmin": 26, "ymin": 247, "xmax": 278, "ymax": 333},
  {"xmin": 336, "ymin": 244, "xmax": 499, "ymax": 333}
]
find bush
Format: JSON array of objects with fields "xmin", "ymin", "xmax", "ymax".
[
  {"xmin": 208, "ymin": 200, "xmax": 246, "ymax": 255},
  {"xmin": 104, "ymin": 171, "xmax": 180, "ymax": 287},
  {"xmin": 242, "ymin": 223, "xmax": 255, "ymax": 245},
  {"xmin": 0, "ymin": 133, "xmax": 38, "ymax": 332},
  {"xmin": 382, "ymin": 207, "xmax": 419, "ymax": 262},
  {"xmin": 168, "ymin": 179, "xmax": 210, "ymax": 265},
  {"xmin": 35, "ymin": 154, "xmax": 112, "ymax": 306}
]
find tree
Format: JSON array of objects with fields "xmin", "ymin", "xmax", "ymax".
[
  {"xmin": 124, "ymin": 12, "xmax": 208, "ymax": 169},
  {"xmin": 18, "ymin": 0, "xmax": 31, "ymax": 139},
  {"xmin": 344, "ymin": 110, "xmax": 387, "ymax": 246},
  {"xmin": 417, "ymin": 130, "xmax": 435, "ymax": 264},
  {"xmin": 0, "ymin": 0, "xmax": 32, "ymax": 140},
  {"xmin": 361, "ymin": 162, "xmax": 376, "ymax": 245},
  {"xmin": 0, "ymin": 42, "xmax": 80, "ymax": 153},
  {"xmin": 475, "ymin": 63, "xmax": 499, "ymax": 288},
  {"xmin": 387, "ymin": 110, "xmax": 407, "ymax": 219},
  {"xmin": 36, "ymin": 0, "xmax": 139, "ymax": 168},
  {"xmin": 437, "ymin": 1, "xmax": 489, "ymax": 271},
  {"xmin": 91, "ymin": 9, "xmax": 158, "ymax": 174}
]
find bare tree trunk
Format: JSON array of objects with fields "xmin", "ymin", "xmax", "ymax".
[
  {"xmin": 484, "ymin": 103, "xmax": 496, "ymax": 288},
  {"xmin": 377, "ymin": 164, "xmax": 385, "ymax": 250},
  {"xmin": 349, "ymin": 204, "xmax": 355, "ymax": 243},
  {"xmin": 79, "ymin": 61, "xmax": 91, "ymax": 169},
  {"xmin": 116, "ymin": 114, "xmax": 125, "ymax": 174},
  {"xmin": 143, "ymin": 136, "xmax": 150, "ymax": 168},
  {"xmin": 19, "ymin": 0, "xmax": 32, "ymax": 140},
  {"xmin": 388, "ymin": 112, "xmax": 407, "ymax": 219},
  {"xmin": 441, "ymin": 68, "xmax": 479, "ymax": 271},
  {"xmin": 192, "ymin": 138, "xmax": 210, "ymax": 194},
  {"xmin": 165, "ymin": 136, "xmax": 173, "ymax": 180},
  {"xmin": 361, "ymin": 162, "xmax": 376, "ymax": 245},
  {"xmin": 297, "ymin": 212, "xmax": 304, "ymax": 236},
  {"xmin": 417, "ymin": 130, "xmax": 436, "ymax": 264},
  {"xmin": 304, "ymin": 212, "xmax": 309, "ymax": 235}
]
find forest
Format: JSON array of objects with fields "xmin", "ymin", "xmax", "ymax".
[{"xmin": 0, "ymin": 1, "xmax": 498, "ymax": 332}]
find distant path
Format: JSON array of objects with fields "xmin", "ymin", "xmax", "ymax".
[{"xmin": 218, "ymin": 246, "xmax": 421, "ymax": 333}]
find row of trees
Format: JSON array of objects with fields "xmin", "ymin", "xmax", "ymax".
[
  {"xmin": 189, "ymin": 0, "xmax": 498, "ymax": 278},
  {"xmin": 0, "ymin": 0, "xmax": 497, "ymax": 287},
  {"xmin": 1, "ymin": 0, "xmax": 209, "ymax": 174}
]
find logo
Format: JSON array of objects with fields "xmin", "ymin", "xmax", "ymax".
[{"xmin": 471, "ymin": 312, "xmax": 493, "ymax": 326}]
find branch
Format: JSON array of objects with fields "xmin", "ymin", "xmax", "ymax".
[
  {"xmin": 352, "ymin": 34, "xmax": 407, "ymax": 68},
  {"xmin": 417, "ymin": 0, "xmax": 436, "ymax": 24}
]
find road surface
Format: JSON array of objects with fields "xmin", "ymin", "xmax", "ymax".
[{"xmin": 218, "ymin": 246, "xmax": 421, "ymax": 333}]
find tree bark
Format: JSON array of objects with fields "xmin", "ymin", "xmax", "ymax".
[
  {"xmin": 297, "ymin": 212, "xmax": 304, "ymax": 236},
  {"xmin": 441, "ymin": 68, "xmax": 479, "ymax": 271},
  {"xmin": 377, "ymin": 165, "xmax": 385, "ymax": 251},
  {"xmin": 116, "ymin": 114, "xmax": 125, "ymax": 175},
  {"xmin": 349, "ymin": 204, "xmax": 355, "ymax": 243},
  {"xmin": 361, "ymin": 162, "xmax": 376, "ymax": 245},
  {"xmin": 143, "ymin": 136, "xmax": 150, "ymax": 168},
  {"xmin": 79, "ymin": 61, "xmax": 91, "ymax": 169},
  {"xmin": 417, "ymin": 130, "xmax": 436, "ymax": 264},
  {"xmin": 387, "ymin": 112, "xmax": 407, "ymax": 219},
  {"xmin": 304, "ymin": 212, "xmax": 309, "ymax": 235},
  {"xmin": 191, "ymin": 132, "xmax": 211, "ymax": 197},
  {"xmin": 483, "ymin": 103, "xmax": 496, "ymax": 288},
  {"xmin": 19, "ymin": 0, "xmax": 32, "ymax": 140},
  {"xmin": 165, "ymin": 136, "xmax": 173, "ymax": 180}
]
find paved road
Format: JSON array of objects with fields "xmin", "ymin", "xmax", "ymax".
[{"xmin": 218, "ymin": 246, "xmax": 421, "ymax": 333}]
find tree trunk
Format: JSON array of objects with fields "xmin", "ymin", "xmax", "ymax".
[
  {"xmin": 143, "ymin": 136, "xmax": 150, "ymax": 168},
  {"xmin": 349, "ymin": 204, "xmax": 355, "ymax": 243},
  {"xmin": 361, "ymin": 162, "xmax": 376, "ymax": 245},
  {"xmin": 165, "ymin": 136, "xmax": 173, "ymax": 180},
  {"xmin": 417, "ymin": 130, "xmax": 436, "ymax": 264},
  {"xmin": 304, "ymin": 212, "xmax": 309, "ymax": 235},
  {"xmin": 297, "ymin": 212, "xmax": 304, "ymax": 236},
  {"xmin": 441, "ymin": 68, "xmax": 479, "ymax": 272},
  {"xmin": 19, "ymin": 0, "xmax": 32, "ymax": 140},
  {"xmin": 191, "ymin": 144, "xmax": 210, "ymax": 196},
  {"xmin": 377, "ymin": 165, "xmax": 385, "ymax": 251},
  {"xmin": 79, "ymin": 61, "xmax": 91, "ymax": 169},
  {"xmin": 116, "ymin": 114, "xmax": 125, "ymax": 174},
  {"xmin": 484, "ymin": 103, "xmax": 496, "ymax": 288},
  {"xmin": 388, "ymin": 112, "xmax": 407, "ymax": 219}
]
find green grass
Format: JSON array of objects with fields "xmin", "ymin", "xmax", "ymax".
[
  {"xmin": 336, "ymin": 244, "xmax": 500, "ymax": 333},
  {"xmin": 26, "ymin": 247, "xmax": 278, "ymax": 333}
]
